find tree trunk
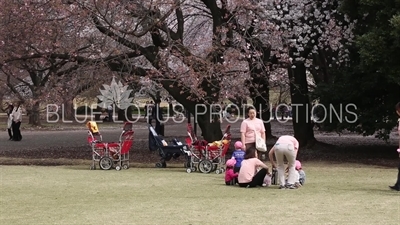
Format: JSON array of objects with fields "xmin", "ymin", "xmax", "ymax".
[
  {"xmin": 288, "ymin": 62, "xmax": 315, "ymax": 147},
  {"xmin": 248, "ymin": 66, "xmax": 273, "ymax": 139},
  {"xmin": 94, "ymin": 99, "xmax": 102, "ymax": 121},
  {"xmin": 117, "ymin": 108, "xmax": 126, "ymax": 121},
  {"xmin": 196, "ymin": 113, "xmax": 223, "ymax": 142},
  {"xmin": 169, "ymin": 102, "xmax": 173, "ymax": 117},
  {"xmin": 253, "ymin": 95, "xmax": 273, "ymax": 139},
  {"xmin": 28, "ymin": 101, "xmax": 41, "ymax": 126},
  {"xmin": 63, "ymin": 98, "xmax": 74, "ymax": 121}
]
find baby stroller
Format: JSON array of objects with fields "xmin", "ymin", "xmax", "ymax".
[
  {"xmin": 87, "ymin": 121, "xmax": 134, "ymax": 171},
  {"xmin": 148, "ymin": 124, "xmax": 191, "ymax": 171},
  {"xmin": 185, "ymin": 123, "xmax": 231, "ymax": 174}
]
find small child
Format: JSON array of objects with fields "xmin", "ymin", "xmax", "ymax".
[
  {"xmin": 285, "ymin": 160, "xmax": 306, "ymax": 187},
  {"xmin": 294, "ymin": 160, "xmax": 306, "ymax": 187},
  {"xmin": 225, "ymin": 158, "xmax": 238, "ymax": 185},
  {"xmin": 231, "ymin": 141, "xmax": 245, "ymax": 173}
]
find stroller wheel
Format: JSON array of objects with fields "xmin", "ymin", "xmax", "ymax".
[
  {"xmin": 215, "ymin": 169, "xmax": 221, "ymax": 174},
  {"xmin": 186, "ymin": 168, "xmax": 192, "ymax": 173},
  {"xmin": 115, "ymin": 166, "xmax": 121, "ymax": 171},
  {"xmin": 155, "ymin": 162, "xmax": 163, "ymax": 168},
  {"xmin": 122, "ymin": 164, "xmax": 129, "ymax": 170},
  {"xmin": 191, "ymin": 167, "xmax": 197, "ymax": 172},
  {"xmin": 99, "ymin": 156, "xmax": 113, "ymax": 170},
  {"xmin": 198, "ymin": 160, "xmax": 213, "ymax": 173}
]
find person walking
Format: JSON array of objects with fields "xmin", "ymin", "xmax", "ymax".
[
  {"xmin": 11, "ymin": 102, "xmax": 22, "ymax": 141},
  {"xmin": 268, "ymin": 135, "xmax": 300, "ymax": 189},
  {"xmin": 6, "ymin": 103, "xmax": 13, "ymax": 140},
  {"xmin": 389, "ymin": 102, "xmax": 400, "ymax": 191}
]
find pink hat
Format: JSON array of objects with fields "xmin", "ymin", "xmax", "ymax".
[
  {"xmin": 226, "ymin": 158, "xmax": 236, "ymax": 167},
  {"xmin": 234, "ymin": 141, "xmax": 243, "ymax": 149},
  {"xmin": 397, "ymin": 148, "xmax": 400, "ymax": 153},
  {"xmin": 295, "ymin": 160, "xmax": 302, "ymax": 170}
]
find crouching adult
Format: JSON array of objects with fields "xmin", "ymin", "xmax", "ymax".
[
  {"xmin": 269, "ymin": 135, "xmax": 299, "ymax": 189},
  {"xmin": 238, "ymin": 147, "xmax": 270, "ymax": 188}
]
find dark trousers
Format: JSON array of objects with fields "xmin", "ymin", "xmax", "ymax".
[
  {"xmin": 395, "ymin": 162, "xmax": 400, "ymax": 187},
  {"xmin": 8, "ymin": 128, "xmax": 12, "ymax": 139},
  {"xmin": 245, "ymin": 142, "xmax": 263, "ymax": 161},
  {"xmin": 225, "ymin": 179, "xmax": 237, "ymax": 185},
  {"xmin": 239, "ymin": 168, "xmax": 268, "ymax": 188},
  {"xmin": 245, "ymin": 143, "xmax": 256, "ymax": 150},
  {"xmin": 234, "ymin": 167, "xmax": 240, "ymax": 173},
  {"xmin": 12, "ymin": 121, "xmax": 22, "ymax": 141},
  {"xmin": 107, "ymin": 110, "xmax": 113, "ymax": 122}
]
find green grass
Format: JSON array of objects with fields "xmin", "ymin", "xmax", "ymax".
[{"xmin": 1, "ymin": 163, "xmax": 399, "ymax": 224}]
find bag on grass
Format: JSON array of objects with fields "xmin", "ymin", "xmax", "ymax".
[{"xmin": 271, "ymin": 169, "xmax": 278, "ymax": 185}]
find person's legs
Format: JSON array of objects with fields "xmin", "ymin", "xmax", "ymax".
[
  {"xmin": 248, "ymin": 168, "xmax": 268, "ymax": 187},
  {"xmin": 11, "ymin": 121, "xmax": 17, "ymax": 141},
  {"xmin": 108, "ymin": 110, "xmax": 112, "ymax": 122},
  {"xmin": 284, "ymin": 144, "xmax": 297, "ymax": 186},
  {"xmin": 245, "ymin": 143, "xmax": 263, "ymax": 160},
  {"xmin": 7, "ymin": 128, "xmax": 13, "ymax": 140},
  {"xmin": 15, "ymin": 122, "xmax": 21, "ymax": 141},
  {"xmin": 274, "ymin": 144, "xmax": 286, "ymax": 187},
  {"xmin": 395, "ymin": 162, "xmax": 400, "ymax": 187},
  {"xmin": 238, "ymin": 182, "xmax": 251, "ymax": 188},
  {"xmin": 245, "ymin": 143, "xmax": 255, "ymax": 150},
  {"xmin": 225, "ymin": 180, "xmax": 235, "ymax": 186},
  {"xmin": 233, "ymin": 167, "xmax": 240, "ymax": 173},
  {"xmin": 390, "ymin": 162, "xmax": 400, "ymax": 191}
]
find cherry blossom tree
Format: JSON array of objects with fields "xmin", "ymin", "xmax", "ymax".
[
  {"xmin": 0, "ymin": 0, "xmax": 355, "ymax": 143},
  {"xmin": 231, "ymin": 0, "xmax": 355, "ymax": 146},
  {"xmin": 0, "ymin": 0, "xmax": 98, "ymax": 125}
]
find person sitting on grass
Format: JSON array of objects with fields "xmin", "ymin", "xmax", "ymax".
[
  {"xmin": 238, "ymin": 147, "xmax": 270, "ymax": 188},
  {"xmin": 225, "ymin": 158, "xmax": 238, "ymax": 186},
  {"xmin": 231, "ymin": 141, "xmax": 245, "ymax": 173}
]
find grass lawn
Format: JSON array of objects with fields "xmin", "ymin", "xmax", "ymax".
[{"xmin": 1, "ymin": 162, "xmax": 399, "ymax": 225}]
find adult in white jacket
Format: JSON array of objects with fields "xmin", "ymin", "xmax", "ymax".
[
  {"xmin": 6, "ymin": 104, "xmax": 14, "ymax": 140},
  {"xmin": 11, "ymin": 102, "xmax": 22, "ymax": 141}
]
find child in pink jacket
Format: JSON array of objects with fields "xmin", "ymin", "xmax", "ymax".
[{"xmin": 225, "ymin": 159, "xmax": 238, "ymax": 185}]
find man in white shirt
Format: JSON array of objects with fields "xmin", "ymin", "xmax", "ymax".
[{"xmin": 12, "ymin": 102, "xmax": 22, "ymax": 141}]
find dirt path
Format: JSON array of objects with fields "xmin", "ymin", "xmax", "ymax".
[{"xmin": 1, "ymin": 120, "xmax": 399, "ymax": 167}]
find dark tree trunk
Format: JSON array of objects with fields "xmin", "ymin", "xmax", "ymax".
[
  {"xmin": 252, "ymin": 95, "xmax": 273, "ymax": 139},
  {"xmin": 28, "ymin": 101, "xmax": 41, "ymax": 126},
  {"xmin": 169, "ymin": 102, "xmax": 173, "ymax": 117},
  {"xmin": 94, "ymin": 99, "xmax": 102, "ymax": 121},
  {"xmin": 63, "ymin": 99, "xmax": 74, "ymax": 121},
  {"xmin": 287, "ymin": 62, "xmax": 315, "ymax": 147},
  {"xmin": 196, "ymin": 112, "xmax": 223, "ymax": 142},
  {"xmin": 117, "ymin": 107, "xmax": 133, "ymax": 122},
  {"xmin": 247, "ymin": 51, "xmax": 273, "ymax": 139}
]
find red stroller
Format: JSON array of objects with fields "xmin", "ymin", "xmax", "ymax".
[
  {"xmin": 185, "ymin": 123, "xmax": 231, "ymax": 174},
  {"xmin": 87, "ymin": 121, "xmax": 134, "ymax": 171}
]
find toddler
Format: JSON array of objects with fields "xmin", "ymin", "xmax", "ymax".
[
  {"xmin": 225, "ymin": 159, "xmax": 238, "ymax": 185},
  {"xmin": 285, "ymin": 160, "xmax": 306, "ymax": 187},
  {"xmin": 294, "ymin": 160, "xmax": 306, "ymax": 187},
  {"xmin": 231, "ymin": 141, "xmax": 245, "ymax": 173}
]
